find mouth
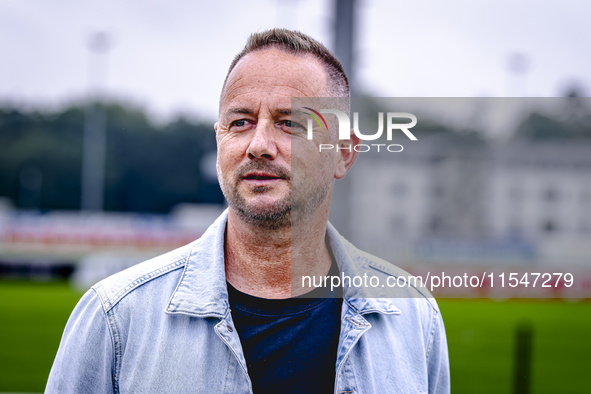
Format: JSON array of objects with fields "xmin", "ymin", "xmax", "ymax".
[{"xmin": 242, "ymin": 172, "xmax": 284, "ymax": 181}]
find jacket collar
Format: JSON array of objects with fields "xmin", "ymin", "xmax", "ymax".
[
  {"xmin": 326, "ymin": 221, "xmax": 401, "ymax": 316},
  {"xmin": 165, "ymin": 211, "xmax": 229, "ymax": 318},
  {"xmin": 165, "ymin": 209, "xmax": 399, "ymax": 318}
]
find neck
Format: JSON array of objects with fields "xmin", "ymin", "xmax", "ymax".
[{"xmin": 224, "ymin": 205, "xmax": 332, "ymax": 299}]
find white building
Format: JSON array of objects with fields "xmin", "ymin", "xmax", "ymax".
[{"xmin": 330, "ymin": 134, "xmax": 591, "ymax": 267}]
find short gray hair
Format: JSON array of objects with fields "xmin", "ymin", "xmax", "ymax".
[{"xmin": 222, "ymin": 28, "xmax": 349, "ymax": 98}]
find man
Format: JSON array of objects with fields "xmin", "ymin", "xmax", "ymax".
[{"xmin": 47, "ymin": 29, "xmax": 449, "ymax": 393}]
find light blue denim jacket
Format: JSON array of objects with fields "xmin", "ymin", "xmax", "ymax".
[{"xmin": 46, "ymin": 210, "xmax": 450, "ymax": 393}]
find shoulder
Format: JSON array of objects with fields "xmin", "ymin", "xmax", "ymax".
[
  {"xmin": 90, "ymin": 209, "xmax": 229, "ymax": 315},
  {"xmin": 350, "ymin": 247, "xmax": 441, "ymax": 322},
  {"xmin": 361, "ymin": 249, "xmax": 439, "ymax": 312},
  {"xmin": 91, "ymin": 241, "xmax": 195, "ymax": 313},
  {"xmin": 343, "ymin": 241, "xmax": 446, "ymax": 353},
  {"xmin": 327, "ymin": 222, "xmax": 439, "ymax": 313}
]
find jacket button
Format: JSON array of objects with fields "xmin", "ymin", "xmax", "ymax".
[{"xmin": 227, "ymin": 326, "xmax": 233, "ymax": 332}]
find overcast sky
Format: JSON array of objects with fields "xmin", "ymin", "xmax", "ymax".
[{"xmin": 1, "ymin": 0, "xmax": 589, "ymax": 123}]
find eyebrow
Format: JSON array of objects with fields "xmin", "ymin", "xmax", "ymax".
[
  {"xmin": 226, "ymin": 107, "xmax": 254, "ymax": 116},
  {"xmin": 224, "ymin": 107, "xmax": 292, "ymax": 117}
]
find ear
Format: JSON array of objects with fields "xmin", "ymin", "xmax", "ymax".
[{"xmin": 334, "ymin": 129, "xmax": 360, "ymax": 179}]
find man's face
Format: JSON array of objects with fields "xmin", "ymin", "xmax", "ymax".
[{"xmin": 215, "ymin": 48, "xmax": 338, "ymax": 229}]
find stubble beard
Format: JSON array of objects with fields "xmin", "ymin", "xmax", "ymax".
[
  {"xmin": 219, "ymin": 160, "xmax": 332, "ymax": 230},
  {"xmin": 230, "ymin": 186, "xmax": 292, "ymax": 230},
  {"xmin": 220, "ymin": 160, "xmax": 292, "ymax": 230}
]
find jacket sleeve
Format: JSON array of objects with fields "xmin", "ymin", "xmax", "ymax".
[
  {"xmin": 45, "ymin": 288, "xmax": 115, "ymax": 393},
  {"xmin": 427, "ymin": 307, "xmax": 451, "ymax": 394}
]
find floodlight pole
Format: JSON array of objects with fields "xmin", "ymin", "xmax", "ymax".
[
  {"xmin": 329, "ymin": 0, "xmax": 356, "ymax": 239},
  {"xmin": 334, "ymin": 0, "xmax": 356, "ymax": 96},
  {"xmin": 81, "ymin": 32, "xmax": 110, "ymax": 211},
  {"xmin": 506, "ymin": 53, "xmax": 529, "ymax": 97}
]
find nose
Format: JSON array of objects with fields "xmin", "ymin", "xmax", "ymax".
[{"xmin": 247, "ymin": 121, "xmax": 277, "ymax": 160}]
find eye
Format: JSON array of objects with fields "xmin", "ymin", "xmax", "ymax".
[
  {"xmin": 230, "ymin": 119, "xmax": 253, "ymax": 129},
  {"xmin": 279, "ymin": 120, "xmax": 304, "ymax": 131}
]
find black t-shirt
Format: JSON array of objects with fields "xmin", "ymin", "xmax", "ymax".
[{"xmin": 227, "ymin": 261, "xmax": 342, "ymax": 394}]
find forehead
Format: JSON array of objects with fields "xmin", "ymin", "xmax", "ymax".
[{"xmin": 220, "ymin": 48, "xmax": 328, "ymax": 114}]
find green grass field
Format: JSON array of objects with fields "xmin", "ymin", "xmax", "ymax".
[
  {"xmin": 0, "ymin": 281, "xmax": 83, "ymax": 393},
  {"xmin": 0, "ymin": 281, "xmax": 590, "ymax": 393},
  {"xmin": 439, "ymin": 299, "xmax": 591, "ymax": 394}
]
